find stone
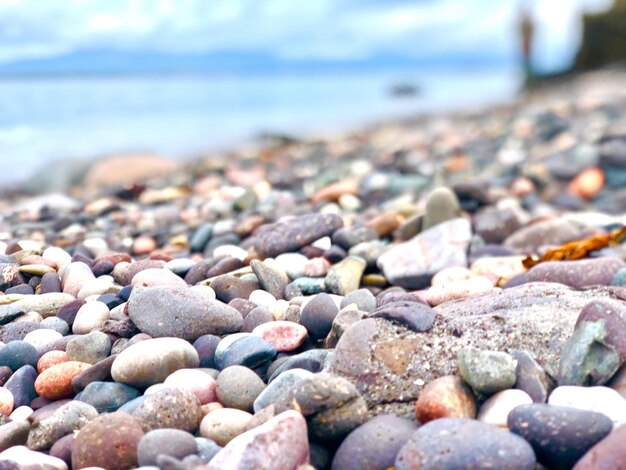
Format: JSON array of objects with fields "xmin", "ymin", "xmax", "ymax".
[
  {"xmin": 548, "ymin": 385, "xmax": 626, "ymax": 429},
  {"xmin": 26, "ymin": 400, "xmax": 98, "ymax": 451},
  {"xmin": 300, "ymin": 293, "xmax": 339, "ymax": 340},
  {"xmin": 22, "ymin": 329, "xmax": 63, "ymax": 354},
  {"xmin": 508, "ymin": 404, "xmax": 612, "ymax": 469},
  {"xmin": 111, "ymin": 337, "xmax": 200, "ymax": 388},
  {"xmin": 327, "ymin": 283, "xmax": 605, "ymax": 416},
  {"xmin": 415, "ymin": 375, "xmax": 476, "ymax": 423},
  {"xmin": 368, "ymin": 301, "xmax": 436, "ymax": 332},
  {"xmin": 210, "ymin": 275, "xmax": 259, "ymax": 303},
  {"xmin": 324, "ymin": 256, "xmax": 366, "ymax": 296},
  {"xmin": 0, "ymin": 341, "xmax": 38, "ymax": 370},
  {"xmin": 193, "ymin": 335, "xmax": 221, "ymax": 369},
  {"xmin": 72, "ymin": 301, "xmax": 110, "ymax": 334},
  {"xmin": 56, "ymin": 299, "xmax": 85, "ymax": 327},
  {"xmin": 332, "ymin": 415, "xmax": 417, "ymax": 470},
  {"xmin": 340, "ymin": 289, "xmax": 376, "ymax": 313},
  {"xmin": 425, "ymin": 276, "xmax": 494, "ymax": 306},
  {"xmin": 131, "ymin": 267, "xmax": 187, "ymax": 290},
  {"xmin": 473, "ymin": 206, "xmax": 525, "ymax": 244},
  {"xmin": 0, "ymin": 446, "xmax": 68, "ymax": 470},
  {"xmin": 526, "ymin": 258, "xmax": 626, "ymax": 288},
  {"xmin": 35, "ymin": 361, "xmax": 91, "ymax": 400},
  {"xmin": 0, "ymin": 388, "xmax": 13, "ymax": 416},
  {"xmin": 206, "ymin": 410, "xmax": 309, "ymax": 470},
  {"xmin": 49, "ymin": 434, "xmax": 74, "ymax": 468},
  {"xmin": 40, "ymin": 317, "xmax": 70, "ymax": 335},
  {"xmin": 71, "ymin": 354, "xmax": 116, "ymax": 392},
  {"xmin": 253, "ymin": 214, "xmax": 343, "ymax": 258},
  {"xmin": 216, "ymin": 366, "xmax": 266, "ymax": 411},
  {"xmin": 5, "ymin": 365, "xmax": 37, "ymax": 408},
  {"xmin": 254, "ymin": 369, "xmax": 313, "ymax": 413},
  {"xmin": 0, "ymin": 421, "xmax": 30, "ymax": 452},
  {"xmin": 477, "ymin": 389, "xmax": 533, "ymax": 428},
  {"xmin": 252, "ymin": 321, "xmax": 308, "ymax": 352},
  {"xmin": 377, "ymin": 218, "xmax": 471, "ymax": 289},
  {"xmin": 242, "ymin": 307, "xmax": 274, "ymax": 332},
  {"xmin": 71, "ymin": 412, "xmax": 144, "ymax": 470},
  {"xmin": 576, "ymin": 299, "xmax": 626, "ymax": 360},
  {"xmin": 127, "ymin": 388, "xmax": 202, "ymax": 433},
  {"xmin": 395, "ymin": 418, "xmax": 535, "ymax": 470},
  {"xmin": 78, "ymin": 381, "xmax": 141, "ymax": 413},
  {"xmin": 503, "ymin": 218, "xmax": 582, "ymax": 253},
  {"xmin": 512, "ymin": 350, "xmax": 554, "ymax": 403},
  {"xmin": 66, "ymin": 331, "xmax": 111, "ymax": 364},
  {"xmin": 250, "ymin": 260, "xmax": 288, "ymax": 299},
  {"xmin": 200, "ymin": 408, "xmax": 254, "ymax": 446},
  {"xmin": 214, "ymin": 334, "xmax": 277, "ymax": 370},
  {"xmin": 128, "ymin": 285, "xmax": 243, "ymax": 341},
  {"xmin": 137, "ymin": 429, "xmax": 198, "ymax": 466},
  {"xmin": 458, "ymin": 348, "xmax": 517, "ymax": 395},
  {"xmin": 275, "ymin": 373, "xmax": 368, "ymax": 443},
  {"xmin": 61, "ymin": 262, "xmax": 95, "ymax": 297},
  {"xmin": 422, "ymin": 187, "xmax": 461, "ymax": 231},
  {"xmin": 163, "ymin": 368, "xmax": 218, "ymax": 405},
  {"xmin": 573, "ymin": 422, "xmax": 626, "ymax": 469},
  {"xmin": 557, "ymin": 320, "xmax": 621, "ymax": 386},
  {"xmin": 0, "ymin": 293, "xmax": 75, "ymax": 320}
]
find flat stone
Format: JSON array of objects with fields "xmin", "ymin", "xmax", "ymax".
[
  {"xmin": 253, "ymin": 214, "xmax": 343, "ymax": 258},
  {"xmin": 512, "ymin": 350, "xmax": 554, "ymax": 403},
  {"xmin": 128, "ymin": 285, "xmax": 243, "ymax": 341},
  {"xmin": 111, "ymin": 337, "xmax": 199, "ymax": 388},
  {"xmin": 508, "ymin": 403, "xmax": 612, "ymax": 469},
  {"xmin": 377, "ymin": 218, "xmax": 471, "ymax": 289},
  {"xmin": 250, "ymin": 260, "xmax": 288, "ymax": 299},
  {"xmin": 214, "ymin": 333, "xmax": 276, "ymax": 370},
  {"xmin": 526, "ymin": 257, "xmax": 626, "ymax": 289},
  {"xmin": 395, "ymin": 418, "xmax": 535, "ymax": 470},
  {"xmin": 71, "ymin": 354, "xmax": 116, "ymax": 393},
  {"xmin": 78, "ymin": 381, "xmax": 141, "ymax": 413}
]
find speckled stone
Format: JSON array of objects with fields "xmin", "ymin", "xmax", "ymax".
[
  {"xmin": 395, "ymin": 418, "xmax": 536, "ymax": 470},
  {"xmin": 66, "ymin": 331, "xmax": 111, "ymax": 365},
  {"xmin": 526, "ymin": 257, "xmax": 626, "ymax": 289},
  {"xmin": 252, "ymin": 321, "xmax": 308, "ymax": 352},
  {"xmin": 324, "ymin": 256, "xmax": 367, "ymax": 296},
  {"xmin": 163, "ymin": 368, "xmax": 218, "ymax": 404},
  {"xmin": 35, "ymin": 361, "xmax": 91, "ymax": 400},
  {"xmin": 200, "ymin": 408, "xmax": 254, "ymax": 446},
  {"xmin": 127, "ymin": 388, "xmax": 203, "ymax": 433},
  {"xmin": 0, "ymin": 341, "xmax": 38, "ymax": 370},
  {"xmin": 216, "ymin": 366, "xmax": 266, "ymax": 412},
  {"xmin": 71, "ymin": 412, "xmax": 144, "ymax": 470},
  {"xmin": 509, "ymin": 404, "xmax": 612, "ymax": 469}
]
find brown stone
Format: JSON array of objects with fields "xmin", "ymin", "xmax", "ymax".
[
  {"xmin": 415, "ymin": 376, "xmax": 476, "ymax": 423},
  {"xmin": 35, "ymin": 361, "xmax": 91, "ymax": 400}
]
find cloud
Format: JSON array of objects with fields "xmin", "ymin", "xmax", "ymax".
[{"xmin": 0, "ymin": 0, "xmax": 615, "ymax": 70}]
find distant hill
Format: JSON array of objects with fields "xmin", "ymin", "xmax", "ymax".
[{"xmin": 0, "ymin": 48, "xmax": 511, "ymax": 77}]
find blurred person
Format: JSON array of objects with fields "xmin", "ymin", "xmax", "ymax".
[{"xmin": 519, "ymin": 1, "xmax": 536, "ymax": 88}]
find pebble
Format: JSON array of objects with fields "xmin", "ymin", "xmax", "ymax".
[
  {"xmin": 377, "ymin": 218, "xmax": 472, "ymax": 289},
  {"xmin": 5, "ymin": 365, "xmax": 37, "ymax": 408},
  {"xmin": 61, "ymin": 262, "xmax": 95, "ymax": 297},
  {"xmin": 131, "ymin": 267, "xmax": 187, "ymax": 290},
  {"xmin": 324, "ymin": 255, "xmax": 367, "ymax": 295},
  {"xmin": 253, "ymin": 368, "xmax": 313, "ymax": 413},
  {"xmin": 425, "ymin": 276, "xmax": 494, "ymax": 306},
  {"xmin": 200, "ymin": 407, "xmax": 254, "ymax": 446},
  {"xmin": 216, "ymin": 365, "xmax": 266, "ymax": 411},
  {"xmin": 111, "ymin": 337, "xmax": 200, "ymax": 388},
  {"xmin": 206, "ymin": 410, "xmax": 309, "ymax": 470},
  {"xmin": 248, "ymin": 289, "xmax": 276, "ymax": 308},
  {"xmin": 26, "ymin": 400, "xmax": 98, "ymax": 451},
  {"xmin": 458, "ymin": 348, "xmax": 517, "ymax": 395},
  {"xmin": 9, "ymin": 406, "xmax": 33, "ymax": 421},
  {"xmin": 214, "ymin": 333, "xmax": 277, "ymax": 370},
  {"xmin": 72, "ymin": 301, "xmax": 110, "ymax": 334},
  {"xmin": 0, "ymin": 388, "xmax": 13, "ymax": 415},
  {"xmin": 242, "ymin": 306, "xmax": 274, "ymax": 332},
  {"xmin": 477, "ymin": 389, "xmax": 533, "ymax": 427},
  {"xmin": 71, "ymin": 354, "xmax": 116, "ymax": 392},
  {"xmin": 128, "ymin": 285, "xmax": 243, "ymax": 341},
  {"xmin": 193, "ymin": 334, "xmax": 221, "ymax": 368},
  {"xmin": 253, "ymin": 214, "xmax": 343, "ymax": 258},
  {"xmin": 508, "ymin": 403, "xmax": 612, "ymax": 469},
  {"xmin": 23, "ymin": 329, "xmax": 63, "ymax": 354},
  {"xmin": 300, "ymin": 293, "xmax": 339, "ymax": 340},
  {"xmin": 66, "ymin": 331, "xmax": 111, "ymax": 364},
  {"xmin": 0, "ymin": 446, "xmax": 68, "ymax": 470},
  {"xmin": 252, "ymin": 321, "xmax": 308, "ymax": 352},
  {"xmin": 0, "ymin": 421, "xmax": 30, "ymax": 452},
  {"xmin": 526, "ymin": 257, "xmax": 626, "ymax": 289},
  {"xmin": 369, "ymin": 301, "xmax": 436, "ymax": 332},
  {"xmin": 40, "ymin": 317, "xmax": 70, "ymax": 335},
  {"xmin": 0, "ymin": 340, "xmax": 38, "ymax": 370},
  {"xmin": 512, "ymin": 350, "xmax": 554, "ymax": 403},
  {"xmin": 163, "ymin": 368, "xmax": 218, "ymax": 404},
  {"xmin": 340, "ymin": 288, "xmax": 376, "ymax": 313},
  {"xmin": 422, "ymin": 187, "xmax": 461, "ymax": 231},
  {"xmin": 137, "ymin": 429, "xmax": 198, "ymax": 466},
  {"xmin": 332, "ymin": 415, "xmax": 417, "ymax": 470},
  {"xmin": 548, "ymin": 385, "xmax": 626, "ymax": 429},
  {"xmin": 250, "ymin": 259, "xmax": 288, "ymax": 299},
  {"xmin": 415, "ymin": 375, "xmax": 476, "ymax": 423},
  {"xmin": 78, "ymin": 381, "xmax": 142, "ymax": 413},
  {"xmin": 48, "ymin": 431, "xmax": 74, "ymax": 467},
  {"xmin": 575, "ymin": 299, "xmax": 626, "ymax": 360},
  {"xmin": 71, "ymin": 412, "xmax": 144, "ymax": 469},
  {"xmin": 395, "ymin": 418, "xmax": 536, "ymax": 470},
  {"xmin": 35, "ymin": 361, "xmax": 91, "ymax": 400},
  {"xmin": 126, "ymin": 388, "xmax": 202, "ymax": 433}
]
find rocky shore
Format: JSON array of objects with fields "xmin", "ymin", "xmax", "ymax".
[{"xmin": 0, "ymin": 69, "xmax": 626, "ymax": 469}]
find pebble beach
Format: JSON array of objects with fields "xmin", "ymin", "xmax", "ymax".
[{"xmin": 0, "ymin": 68, "xmax": 626, "ymax": 469}]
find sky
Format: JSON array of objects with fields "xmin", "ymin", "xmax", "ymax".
[{"xmin": 0, "ymin": 0, "xmax": 615, "ymax": 72}]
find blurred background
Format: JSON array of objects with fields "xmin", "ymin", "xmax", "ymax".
[{"xmin": 0, "ymin": 0, "xmax": 621, "ymax": 186}]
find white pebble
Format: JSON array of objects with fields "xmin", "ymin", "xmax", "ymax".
[
  {"xmin": 23, "ymin": 330, "xmax": 63, "ymax": 354},
  {"xmin": 213, "ymin": 245, "xmax": 249, "ymax": 261},
  {"xmin": 248, "ymin": 290, "xmax": 276, "ymax": 308},
  {"xmin": 478, "ymin": 389, "xmax": 533, "ymax": 428},
  {"xmin": 73, "ymin": 301, "xmax": 110, "ymax": 334},
  {"xmin": 549, "ymin": 385, "xmax": 626, "ymax": 429}
]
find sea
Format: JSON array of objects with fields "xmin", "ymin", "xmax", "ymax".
[{"xmin": 0, "ymin": 67, "xmax": 520, "ymax": 184}]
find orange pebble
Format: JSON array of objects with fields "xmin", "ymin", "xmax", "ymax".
[
  {"xmin": 37, "ymin": 350, "xmax": 69, "ymax": 373},
  {"xmin": 133, "ymin": 236, "xmax": 157, "ymax": 256},
  {"xmin": 0, "ymin": 388, "xmax": 14, "ymax": 416},
  {"xmin": 34, "ymin": 361, "xmax": 91, "ymax": 400},
  {"xmin": 568, "ymin": 167, "xmax": 605, "ymax": 199}
]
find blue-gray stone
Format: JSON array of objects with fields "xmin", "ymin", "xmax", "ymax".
[
  {"xmin": 5, "ymin": 365, "xmax": 37, "ymax": 408},
  {"xmin": 117, "ymin": 395, "xmax": 149, "ymax": 414},
  {"xmin": 190, "ymin": 223, "xmax": 213, "ymax": 252},
  {"xmin": 195, "ymin": 437, "xmax": 222, "ymax": 464},
  {"xmin": 78, "ymin": 381, "xmax": 142, "ymax": 413},
  {"xmin": 254, "ymin": 368, "xmax": 313, "ymax": 412},
  {"xmin": 0, "ymin": 341, "xmax": 38, "ymax": 370},
  {"xmin": 611, "ymin": 268, "xmax": 626, "ymax": 287},
  {"xmin": 40, "ymin": 317, "xmax": 70, "ymax": 336},
  {"xmin": 215, "ymin": 334, "xmax": 276, "ymax": 370},
  {"xmin": 268, "ymin": 349, "xmax": 331, "ymax": 382}
]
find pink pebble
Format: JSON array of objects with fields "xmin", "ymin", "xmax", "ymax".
[
  {"xmin": 163, "ymin": 369, "xmax": 218, "ymax": 405},
  {"xmin": 252, "ymin": 321, "xmax": 308, "ymax": 352}
]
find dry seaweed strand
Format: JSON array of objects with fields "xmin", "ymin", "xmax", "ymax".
[{"xmin": 522, "ymin": 226, "xmax": 626, "ymax": 269}]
